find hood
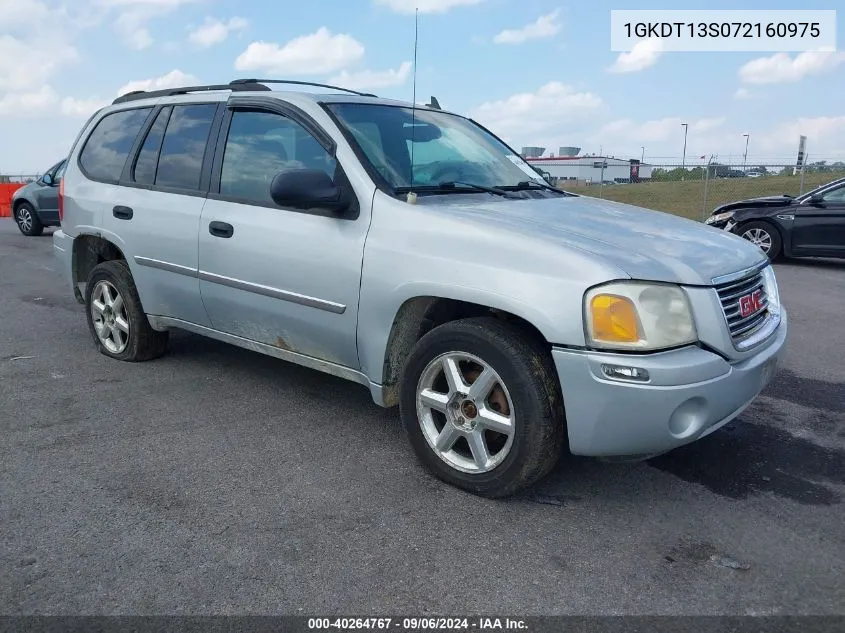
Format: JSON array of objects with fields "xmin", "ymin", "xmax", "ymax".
[
  {"xmin": 423, "ymin": 194, "xmax": 767, "ymax": 286},
  {"xmin": 712, "ymin": 194, "xmax": 794, "ymax": 214}
]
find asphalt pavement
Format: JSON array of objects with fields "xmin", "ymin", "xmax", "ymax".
[{"xmin": 1, "ymin": 218, "xmax": 843, "ymax": 615}]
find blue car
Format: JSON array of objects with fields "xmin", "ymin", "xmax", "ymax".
[{"xmin": 12, "ymin": 158, "xmax": 66, "ymax": 236}]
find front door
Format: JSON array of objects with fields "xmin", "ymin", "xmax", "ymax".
[
  {"xmin": 33, "ymin": 159, "xmax": 64, "ymax": 223},
  {"xmin": 197, "ymin": 100, "xmax": 370, "ymax": 369},
  {"xmin": 792, "ymin": 181, "xmax": 845, "ymax": 257}
]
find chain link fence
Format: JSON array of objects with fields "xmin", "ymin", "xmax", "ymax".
[
  {"xmin": 0, "ymin": 174, "xmax": 42, "ymax": 184},
  {"xmin": 546, "ymin": 162, "xmax": 845, "ymax": 222}
]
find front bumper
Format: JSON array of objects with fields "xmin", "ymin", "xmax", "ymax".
[{"xmin": 551, "ymin": 310, "xmax": 787, "ymax": 457}]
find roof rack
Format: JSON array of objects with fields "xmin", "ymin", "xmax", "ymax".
[
  {"xmin": 112, "ymin": 81, "xmax": 270, "ymax": 104},
  {"xmin": 229, "ymin": 79, "xmax": 377, "ymax": 98}
]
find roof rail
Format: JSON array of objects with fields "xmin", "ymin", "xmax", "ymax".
[
  {"xmin": 229, "ymin": 78, "xmax": 377, "ymax": 98},
  {"xmin": 112, "ymin": 81, "xmax": 270, "ymax": 105}
]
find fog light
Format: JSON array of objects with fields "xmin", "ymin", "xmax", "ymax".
[{"xmin": 601, "ymin": 364, "xmax": 650, "ymax": 382}]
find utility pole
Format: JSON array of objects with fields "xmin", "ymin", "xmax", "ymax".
[
  {"xmin": 641, "ymin": 146, "xmax": 645, "ymax": 163},
  {"xmin": 742, "ymin": 133, "xmax": 750, "ymax": 172},
  {"xmin": 681, "ymin": 123, "xmax": 688, "ymax": 180}
]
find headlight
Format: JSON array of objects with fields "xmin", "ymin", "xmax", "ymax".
[
  {"xmin": 584, "ymin": 282, "xmax": 698, "ymax": 351},
  {"xmin": 705, "ymin": 211, "xmax": 735, "ymax": 225},
  {"xmin": 761, "ymin": 265, "xmax": 781, "ymax": 317}
]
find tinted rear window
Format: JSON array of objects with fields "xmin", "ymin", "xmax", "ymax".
[
  {"xmin": 133, "ymin": 107, "xmax": 171, "ymax": 186},
  {"xmin": 155, "ymin": 104, "xmax": 217, "ymax": 190},
  {"xmin": 79, "ymin": 108, "xmax": 152, "ymax": 182}
]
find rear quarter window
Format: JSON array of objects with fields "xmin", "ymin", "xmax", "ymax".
[{"xmin": 79, "ymin": 107, "xmax": 153, "ymax": 182}]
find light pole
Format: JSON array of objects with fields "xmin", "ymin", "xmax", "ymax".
[
  {"xmin": 641, "ymin": 146, "xmax": 645, "ymax": 163},
  {"xmin": 742, "ymin": 133, "xmax": 750, "ymax": 172},
  {"xmin": 681, "ymin": 123, "xmax": 688, "ymax": 173}
]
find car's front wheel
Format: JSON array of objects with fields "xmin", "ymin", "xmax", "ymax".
[
  {"xmin": 84, "ymin": 260, "xmax": 169, "ymax": 362},
  {"xmin": 15, "ymin": 203, "xmax": 43, "ymax": 236},
  {"xmin": 738, "ymin": 220, "xmax": 782, "ymax": 260},
  {"xmin": 399, "ymin": 317, "xmax": 566, "ymax": 498}
]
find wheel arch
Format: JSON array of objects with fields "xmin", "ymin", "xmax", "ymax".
[
  {"xmin": 375, "ymin": 294, "xmax": 551, "ymax": 408},
  {"xmin": 71, "ymin": 234, "xmax": 127, "ymax": 304}
]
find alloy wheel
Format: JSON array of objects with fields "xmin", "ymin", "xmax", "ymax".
[
  {"xmin": 90, "ymin": 280, "xmax": 130, "ymax": 354},
  {"xmin": 741, "ymin": 227, "xmax": 772, "ymax": 253},
  {"xmin": 415, "ymin": 351, "xmax": 516, "ymax": 474}
]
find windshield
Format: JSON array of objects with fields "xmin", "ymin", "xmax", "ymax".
[{"xmin": 326, "ymin": 103, "xmax": 547, "ymax": 192}]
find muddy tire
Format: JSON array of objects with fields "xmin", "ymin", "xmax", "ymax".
[
  {"xmin": 84, "ymin": 260, "xmax": 169, "ymax": 362},
  {"xmin": 399, "ymin": 317, "xmax": 566, "ymax": 498}
]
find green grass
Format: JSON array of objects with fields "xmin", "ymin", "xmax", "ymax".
[{"xmin": 562, "ymin": 171, "xmax": 845, "ymax": 221}]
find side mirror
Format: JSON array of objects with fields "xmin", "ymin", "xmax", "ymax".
[
  {"xmin": 809, "ymin": 193, "xmax": 825, "ymax": 205},
  {"xmin": 42, "ymin": 174, "xmax": 53, "ymax": 186},
  {"xmin": 270, "ymin": 168, "xmax": 351, "ymax": 214}
]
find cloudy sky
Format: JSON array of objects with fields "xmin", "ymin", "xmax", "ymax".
[{"xmin": 2, "ymin": 0, "xmax": 844, "ymax": 173}]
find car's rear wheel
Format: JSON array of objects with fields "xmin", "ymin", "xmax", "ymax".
[
  {"xmin": 399, "ymin": 317, "xmax": 566, "ymax": 498},
  {"xmin": 15, "ymin": 203, "xmax": 43, "ymax": 236},
  {"xmin": 738, "ymin": 220, "xmax": 782, "ymax": 260},
  {"xmin": 85, "ymin": 260, "xmax": 169, "ymax": 362}
]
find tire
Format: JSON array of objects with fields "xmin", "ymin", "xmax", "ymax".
[
  {"xmin": 399, "ymin": 317, "xmax": 566, "ymax": 498},
  {"xmin": 84, "ymin": 260, "xmax": 169, "ymax": 362},
  {"xmin": 15, "ymin": 202, "xmax": 43, "ymax": 236},
  {"xmin": 737, "ymin": 220, "xmax": 782, "ymax": 260}
]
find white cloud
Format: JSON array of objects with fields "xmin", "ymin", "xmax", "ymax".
[
  {"xmin": 734, "ymin": 87, "xmax": 752, "ymax": 100},
  {"xmin": 493, "ymin": 10, "xmax": 561, "ymax": 45},
  {"xmin": 373, "ymin": 0, "xmax": 483, "ymax": 13},
  {"xmin": 471, "ymin": 82, "xmax": 603, "ymax": 146},
  {"xmin": 116, "ymin": 69, "xmax": 200, "ymax": 97},
  {"xmin": 235, "ymin": 28, "xmax": 365, "ymax": 75},
  {"xmin": 0, "ymin": 0, "xmax": 50, "ymax": 29},
  {"xmin": 0, "ymin": 85, "xmax": 59, "ymax": 117},
  {"xmin": 739, "ymin": 51, "xmax": 845, "ymax": 85},
  {"xmin": 0, "ymin": 35, "xmax": 78, "ymax": 91},
  {"xmin": 188, "ymin": 16, "xmax": 248, "ymax": 48},
  {"xmin": 61, "ymin": 96, "xmax": 110, "ymax": 117},
  {"xmin": 100, "ymin": 0, "xmax": 199, "ymax": 49},
  {"xmin": 329, "ymin": 62, "xmax": 413, "ymax": 91},
  {"xmin": 608, "ymin": 38, "xmax": 662, "ymax": 73}
]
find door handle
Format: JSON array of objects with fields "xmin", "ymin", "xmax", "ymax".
[
  {"xmin": 113, "ymin": 205, "xmax": 133, "ymax": 220},
  {"xmin": 209, "ymin": 221, "xmax": 234, "ymax": 238}
]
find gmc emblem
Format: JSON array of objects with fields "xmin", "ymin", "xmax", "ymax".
[{"xmin": 739, "ymin": 289, "xmax": 764, "ymax": 318}]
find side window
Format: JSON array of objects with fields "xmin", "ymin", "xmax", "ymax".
[
  {"xmin": 219, "ymin": 109, "xmax": 337, "ymax": 205},
  {"xmin": 822, "ymin": 184, "xmax": 845, "ymax": 203},
  {"xmin": 155, "ymin": 104, "xmax": 217, "ymax": 191},
  {"xmin": 79, "ymin": 108, "xmax": 153, "ymax": 182},
  {"xmin": 54, "ymin": 160, "xmax": 66, "ymax": 182},
  {"xmin": 133, "ymin": 106, "xmax": 171, "ymax": 186}
]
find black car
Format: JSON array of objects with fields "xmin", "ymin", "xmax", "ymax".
[
  {"xmin": 704, "ymin": 177, "xmax": 845, "ymax": 260},
  {"xmin": 11, "ymin": 158, "xmax": 66, "ymax": 236}
]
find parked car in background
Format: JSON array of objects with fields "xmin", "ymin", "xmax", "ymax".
[
  {"xmin": 12, "ymin": 159, "xmax": 67, "ymax": 236},
  {"xmin": 705, "ymin": 177, "xmax": 845, "ymax": 260},
  {"xmin": 52, "ymin": 79, "xmax": 787, "ymax": 498}
]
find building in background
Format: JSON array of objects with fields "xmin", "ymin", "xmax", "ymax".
[{"xmin": 523, "ymin": 153, "xmax": 653, "ymax": 185}]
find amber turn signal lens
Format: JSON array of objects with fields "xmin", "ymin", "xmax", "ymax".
[{"xmin": 589, "ymin": 294, "xmax": 642, "ymax": 343}]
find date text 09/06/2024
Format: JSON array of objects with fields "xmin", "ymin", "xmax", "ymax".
[{"xmin": 307, "ymin": 618, "xmax": 528, "ymax": 630}]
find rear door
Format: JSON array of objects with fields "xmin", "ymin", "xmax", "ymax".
[
  {"xmin": 791, "ymin": 182, "xmax": 845, "ymax": 257},
  {"xmin": 97, "ymin": 101, "xmax": 222, "ymax": 326}
]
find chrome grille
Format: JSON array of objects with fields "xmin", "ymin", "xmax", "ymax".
[{"xmin": 715, "ymin": 269, "xmax": 769, "ymax": 342}]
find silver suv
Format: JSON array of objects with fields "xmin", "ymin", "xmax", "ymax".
[{"xmin": 53, "ymin": 79, "xmax": 788, "ymax": 497}]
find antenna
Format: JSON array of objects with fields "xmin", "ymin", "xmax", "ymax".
[{"xmin": 409, "ymin": 7, "xmax": 419, "ymax": 198}]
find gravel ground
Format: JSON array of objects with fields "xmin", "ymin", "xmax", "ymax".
[{"xmin": 1, "ymin": 218, "xmax": 843, "ymax": 616}]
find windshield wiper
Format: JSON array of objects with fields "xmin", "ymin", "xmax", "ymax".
[
  {"xmin": 503, "ymin": 180, "xmax": 574, "ymax": 196},
  {"xmin": 394, "ymin": 181, "xmax": 517, "ymax": 199}
]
